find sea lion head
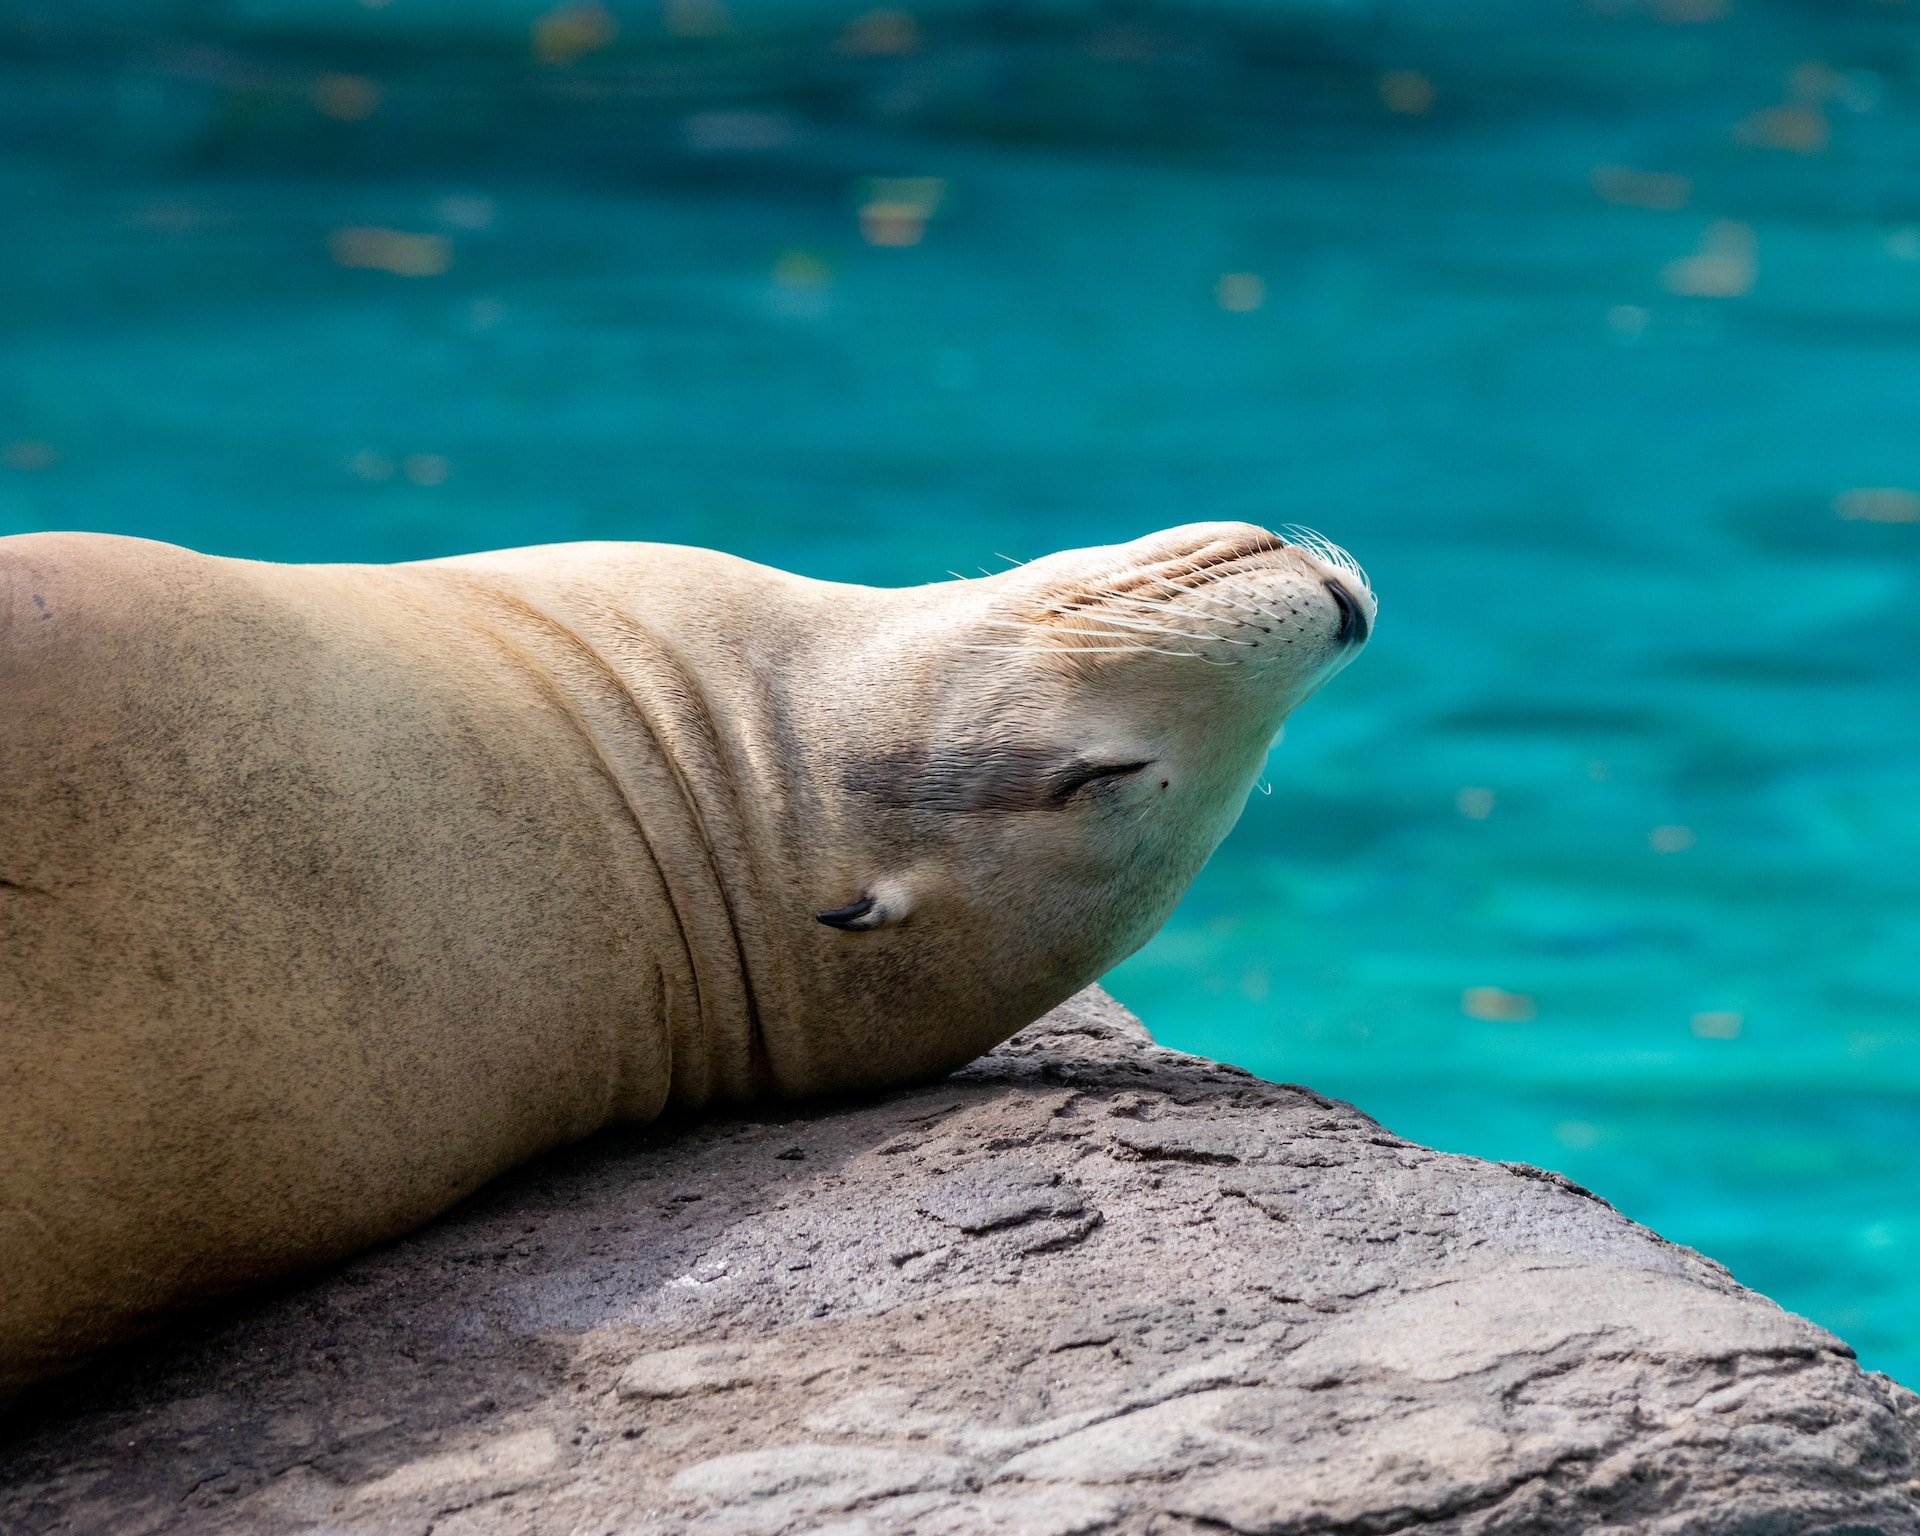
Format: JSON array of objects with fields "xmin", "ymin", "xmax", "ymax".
[{"xmin": 784, "ymin": 521, "xmax": 1374, "ymax": 1091}]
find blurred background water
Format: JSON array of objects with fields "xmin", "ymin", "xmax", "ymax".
[{"xmin": 4, "ymin": 0, "xmax": 1918, "ymax": 1383}]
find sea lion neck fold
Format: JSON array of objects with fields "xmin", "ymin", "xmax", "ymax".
[{"xmin": 403, "ymin": 564, "xmax": 774, "ymax": 1114}]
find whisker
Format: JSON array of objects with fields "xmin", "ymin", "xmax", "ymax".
[
  {"xmin": 961, "ymin": 643, "xmax": 1203, "ymax": 657},
  {"xmin": 1070, "ymin": 613, "xmax": 1256, "ymax": 647},
  {"xmin": 1082, "ymin": 592, "xmax": 1248, "ymax": 629},
  {"xmin": 1278, "ymin": 523, "xmax": 1372, "ymax": 593}
]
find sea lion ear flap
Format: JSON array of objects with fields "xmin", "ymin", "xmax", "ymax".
[{"xmin": 816, "ymin": 879, "xmax": 912, "ymax": 932}]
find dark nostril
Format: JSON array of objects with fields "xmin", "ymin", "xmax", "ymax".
[{"xmin": 1324, "ymin": 579, "xmax": 1368, "ymax": 646}]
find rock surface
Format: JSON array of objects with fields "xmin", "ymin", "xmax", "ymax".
[{"xmin": 4, "ymin": 987, "xmax": 1917, "ymax": 1535}]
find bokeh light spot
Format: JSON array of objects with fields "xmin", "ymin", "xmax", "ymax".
[
  {"xmin": 1591, "ymin": 164, "xmax": 1691, "ymax": 210},
  {"xmin": 1462, "ymin": 986, "xmax": 1535, "ymax": 1022},
  {"xmin": 773, "ymin": 249, "xmax": 833, "ymax": 289},
  {"xmin": 3, "ymin": 440, "xmax": 56, "ymax": 471},
  {"xmin": 346, "ymin": 451, "xmax": 394, "ymax": 481},
  {"xmin": 1377, "ymin": 70, "xmax": 1435, "ymax": 115},
  {"xmin": 533, "ymin": 2, "xmax": 617, "ymax": 61},
  {"xmin": 1650, "ymin": 824, "xmax": 1695, "ymax": 853},
  {"xmin": 857, "ymin": 177, "xmax": 945, "ymax": 246},
  {"xmin": 1214, "ymin": 272, "xmax": 1266, "ymax": 312},
  {"xmin": 311, "ymin": 74, "xmax": 382, "ymax": 122},
  {"xmin": 837, "ymin": 9, "xmax": 921, "ymax": 56},
  {"xmin": 1691, "ymin": 1010, "xmax": 1743, "ymax": 1039},
  {"xmin": 1555, "ymin": 1120, "xmax": 1601, "ymax": 1148},
  {"xmin": 1661, "ymin": 220, "xmax": 1754, "ymax": 297},
  {"xmin": 1456, "ymin": 786, "xmax": 1496, "ymax": 819},
  {"xmin": 1833, "ymin": 487, "xmax": 1920, "ymax": 523},
  {"xmin": 403, "ymin": 454, "xmax": 450, "ymax": 487},
  {"xmin": 1606, "ymin": 304, "xmax": 1650, "ymax": 340},
  {"xmin": 328, "ymin": 227, "xmax": 453, "ymax": 276},
  {"xmin": 1734, "ymin": 103, "xmax": 1829, "ymax": 153}
]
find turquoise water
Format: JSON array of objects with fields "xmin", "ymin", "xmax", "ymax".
[{"xmin": 5, "ymin": 1, "xmax": 1918, "ymax": 1382}]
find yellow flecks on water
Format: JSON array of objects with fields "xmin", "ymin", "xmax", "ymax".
[
  {"xmin": 1649, "ymin": 824, "xmax": 1695, "ymax": 853},
  {"xmin": 1214, "ymin": 273, "xmax": 1265, "ymax": 312},
  {"xmin": 311, "ymin": 73, "xmax": 382, "ymax": 121},
  {"xmin": 837, "ymin": 8, "xmax": 921, "ymax": 56},
  {"xmin": 1591, "ymin": 164, "xmax": 1691, "ymax": 210},
  {"xmin": 1691, "ymin": 1010, "xmax": 1743, "ymax": 1039},
  {"xmin": 532, "ymin": 2, "xmax": 617, "ymax": 61},
  {"xmin": 1605, "ymin": 305, "xmax": 1651, "ymax": 341},
  {"xmin": 1462, "ymin": 986, "xmax": 1534, "ymax": 1022},
  {"xmin": 328, "ymin": 226, "xmax": 452, "ymax": 276},
  {"xmin": 857, "ymin": 177, "xmax": 945, "ymax": 246},
  {"xmin": 1735, "ymin": 102, "xmax": 1828, "ymax": 153},
  {"xmin": 2, "ymin": 439, "xmax": 56, "ymax": 471},
  {"xmin": 1554, "ymin": 1120, "xmax": 1600, "ymax": 1149},
  {"xmin": 1731, "ymin": 60, "xmax": 1874, "ymax": 155},
  {"xmin": 770, "ymin": 249, "xmax": 833, "ymax": 318},
  {"xmin": 1607, "ymin": 304, "xmax": 1650, "ymax": 340},
  {"xmin": 1661, "ymin": 220, "xmax": 1754, "ymax": 297},
  {"xmin": 663, "ymin": 0, "xmax": 733, "ymax": 37},
  {"xmin": 1791, "ymin": 60, "xmax": 1880, "ymax": 113},
  {"xmin": 347, "ymin": 451, "xmax": 447, "ymax": 485},
  {"xmin": 773, "ymin": 249, "xmax": 833, "ymax": 288},
  {"xmin": 1377, "ymin": 70, "xmax": 1435, "ymax": 116},
  {"xmin": 1455, "ymin": 786, "xmax": 1495, "ymax": 819},
  {"xmin": 1834, "ymin": 487, "xmax": 1920, "ymax": 523}
]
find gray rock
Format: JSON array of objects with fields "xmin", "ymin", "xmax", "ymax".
[
  {"xmin": 918, "ymin": 1156, "xmax": 1087, "ymax": 1232},
  {"xmin": 2, "ymin": 986, "xmax": 1916, "ymax": 1535},
  {"xmin": 617, "ymin": 1342, "xmax": 764, "ymax": 1400}
]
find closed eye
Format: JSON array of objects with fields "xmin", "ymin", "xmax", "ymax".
[{"xmin": 1047, "ymin": 760, "xmax": 1151, "ymax": 804}]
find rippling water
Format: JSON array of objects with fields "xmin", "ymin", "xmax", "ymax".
[{"xmin": 5, "ymin": 0, "xmax": 1917, "ymax": 1384}]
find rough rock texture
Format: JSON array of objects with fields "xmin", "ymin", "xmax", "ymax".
[{"xmin": 4, "ymin": 988, "xmax": 1918, "ymax": 1535}]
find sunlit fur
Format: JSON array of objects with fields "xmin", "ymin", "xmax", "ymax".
[{"xmin": 0, "ymin": 520, "xmax": 1370, "ymax": 1395}]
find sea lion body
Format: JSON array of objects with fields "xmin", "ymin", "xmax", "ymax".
[{"xmin": 0, "ymin": 524, "xmax": 1371, "ymax": 1394}]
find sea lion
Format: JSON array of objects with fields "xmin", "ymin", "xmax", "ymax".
[{"xmin": 0, "ymin": 521, "xmax": 1372, "ymax": 1394}]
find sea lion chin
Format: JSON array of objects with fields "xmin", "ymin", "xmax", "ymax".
[{"xmin": 0, "ymin": 520, "xmax": 1371, "ymax": 1393}]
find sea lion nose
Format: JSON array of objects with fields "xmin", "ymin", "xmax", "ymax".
[{"xmin": 1324, "ymin": 578, "xmax": 1369, "ymax": 646}]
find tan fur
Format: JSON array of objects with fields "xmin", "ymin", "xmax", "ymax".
[{"xmin": 0, "ymin": 523, "xmax": 1370, "ymax": 1394}]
